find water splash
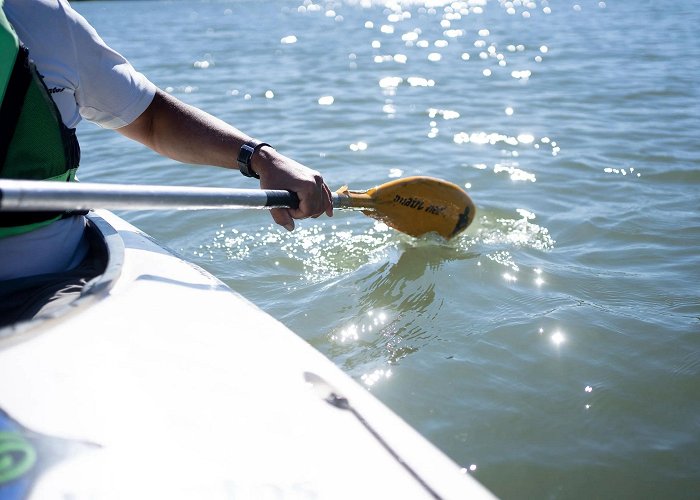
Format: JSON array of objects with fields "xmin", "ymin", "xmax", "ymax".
[
  {"xmin": 477, "ymin": 211, "xmax": 555, "ymax": 250},
  {"xmin": 455, "ymin": 209, "xmax": 556, "ymax": 272},
  {"xmin": 211, "ymin": 220, "xmax": 395, "ymax": 284}
]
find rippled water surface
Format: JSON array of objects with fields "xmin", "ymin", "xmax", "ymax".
[{"xmin": 75, "ymin": 1, "xmax": 700, "ymax": 497}]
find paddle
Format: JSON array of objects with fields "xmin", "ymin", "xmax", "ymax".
[
  {"xmin": 335, "ymin": 176, "xmax": 475, "ymax": 239},
  {"xmin": 0, "ymin": 176, "xmax": 475, "ymax": 239}
]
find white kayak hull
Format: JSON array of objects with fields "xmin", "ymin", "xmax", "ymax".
[{"xmin": 0, "ymin": 210, "xmax": 493, "ymax": 499}]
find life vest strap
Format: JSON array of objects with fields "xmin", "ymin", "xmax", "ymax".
[
  {"xmin": 0, "ymin": 5, "xmax": 82, "ymax": 238},
  {"xmin": 0, "ymin": 47, "xmax": 29, "ymax": 170}
]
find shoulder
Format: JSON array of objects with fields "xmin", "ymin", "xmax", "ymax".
[
  {"xmin": 3, "ymin": 0, "xmax": 80, "ymax": 54},
  {"xmin": 4, "ymin": 0, "xmax": 69, "ymax": 26},
  {"xmin": 3, "ymin": 0, "xmax": 88, "ymax": 126}
]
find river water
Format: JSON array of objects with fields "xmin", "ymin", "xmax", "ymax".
[{"xmin": 73, "ymin": 0, "xmax": 700, "ymax": 497}]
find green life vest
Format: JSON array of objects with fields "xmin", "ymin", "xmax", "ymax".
[{"xmin": 0, "ymin": 0, "xmax": 81, "ymax": 238}]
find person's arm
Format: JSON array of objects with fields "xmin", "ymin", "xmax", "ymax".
[{"xmin": 118, "ymin": 88, "xmax": 333, "ymax": 231}]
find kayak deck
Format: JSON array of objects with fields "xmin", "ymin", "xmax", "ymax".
[{"xmin": 0, "ymin": 210, "xmax": 493, "ymax": 499}]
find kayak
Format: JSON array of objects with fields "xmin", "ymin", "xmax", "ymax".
[{"xmin": 0, "ymin": 210, "xmax": 493, "ymax": 499}]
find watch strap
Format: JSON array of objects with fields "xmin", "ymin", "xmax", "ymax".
[{"xmin": 237, "ymin": 140, "xmax": 271, "ymax": 179}]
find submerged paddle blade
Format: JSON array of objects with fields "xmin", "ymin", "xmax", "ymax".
[{"xmin": 335, "ymin": 176, "xmax": 475, "ymax": 239}]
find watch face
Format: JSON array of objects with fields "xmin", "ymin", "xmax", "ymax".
[{"xmin": 237, "ymin": 141, "xmax": 259, "ymax": 178}]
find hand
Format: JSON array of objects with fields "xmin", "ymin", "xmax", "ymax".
[{"xmin": 252, "ymin": 146, "xmax": 333, "ymax": 231}]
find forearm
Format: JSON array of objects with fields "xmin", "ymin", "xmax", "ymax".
[
  {"xmin": 117, "ymin": 87, "xmax": 333, "ymax": 228},
  {"xmin": 118, "ymin": 88, "xmax": 246, "ymax": 169}
]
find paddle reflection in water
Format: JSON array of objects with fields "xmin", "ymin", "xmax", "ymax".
[{"xmin": 327, "ymin": 243, "xmax": 480, "ymax": 385}]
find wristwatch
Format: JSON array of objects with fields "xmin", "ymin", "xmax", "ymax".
[{"xmin": 237, "ymin": 139, "xmax": 272, "ymax": 179}]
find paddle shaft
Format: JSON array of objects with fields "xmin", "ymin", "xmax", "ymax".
[
  {"xmin": 0, "ymin": 179, "xmax": 354, "ymax": 212},
  {"xmin": 0, "ymin": 177, "xmax": 475, "ymax": 239}
]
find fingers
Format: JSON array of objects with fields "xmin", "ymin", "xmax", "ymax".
[
  {"xmin": 310, "ymin": 183, "xmax": 333, "ymax": 218},
  {"xmin": 323, "ymin": 183, "xmax": 334, "ymax": 217},
  {"xmin": 270, "ymin": 182, "xmax": 331, "ymax": 231},
  {"xmin": 254, "ymin": 148, "xmax": 333, "ymax": 231},
  {"xmin": 270, "ymin": 207, "xmax": 295, "ymax": 232},
  {"xmin": 287, "ymin": 174, "xmax": 331, "ymax": 220}
]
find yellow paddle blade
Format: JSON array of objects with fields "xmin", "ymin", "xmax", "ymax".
[{"xmin": 335, "ymin": 176, "xmax": 476, "ymax": 239}]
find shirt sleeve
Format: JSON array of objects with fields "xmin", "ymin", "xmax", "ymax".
[
  {"xmin": 61, "ymin": 0, "xmax": 157, "ymax": 129},
  {"xmin": 4, "ymin": 0, "xmax": 156, "ymax": 129}
]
